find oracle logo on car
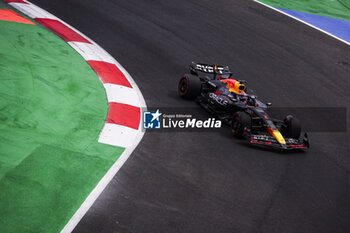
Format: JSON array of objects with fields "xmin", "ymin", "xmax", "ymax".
[{"xmin": 209, "ymin": 93, "xmax": 228, "ymax": 106}]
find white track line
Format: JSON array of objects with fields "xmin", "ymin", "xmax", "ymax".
[{"xmin": 254, "ymin": 0, "xmax": 350, "ymax": 46}]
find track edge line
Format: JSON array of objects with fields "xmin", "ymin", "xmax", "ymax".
[{"xmin": 253, "ymin": 0, "xmax": 350, "ymax": 46}]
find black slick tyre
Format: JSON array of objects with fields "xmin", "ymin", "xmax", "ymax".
[
  {"xmin": 231, "ymin": 111, "xmax": 251, "ymax": 137},
  {"xmin": 178, "ymin": 74, "xmax": 201, "ymax": 100},
  {"xmin": 283, "ymin": 115, "xmax": 301, "ymax": 139}
]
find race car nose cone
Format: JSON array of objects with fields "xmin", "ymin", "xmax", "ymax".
[{"xmin": 270, "ymin": 130, "xmax": 286, "ymax": 145}]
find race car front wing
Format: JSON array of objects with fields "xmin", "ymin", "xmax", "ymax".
[{"xmin": 244, "ymin": 132, "xmax": 310, "ymax": 150}]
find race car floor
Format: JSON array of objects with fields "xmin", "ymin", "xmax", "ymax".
[{"xmin": 29, "ymin": 0, "xmax": 350, "ymax": 232}]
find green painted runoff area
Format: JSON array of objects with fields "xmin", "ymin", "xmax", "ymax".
[
  {"xmin": 258, "ymin": 0, "xmax": 350, "ymax": 21},
  {"xmin": 0, "ymin": 1, "xmax": 123, "ymax": 232}
]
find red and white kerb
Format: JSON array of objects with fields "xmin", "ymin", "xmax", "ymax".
[{"xmin": 5, "ymin": 0, "xmax": 146, "ymax": 148}]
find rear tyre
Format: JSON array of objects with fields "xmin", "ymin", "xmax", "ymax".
[
  {"xmin": 178, "ymin": 74, "xmax": 201, "ymax": 100},
  {"xmin": 231, "ymin": 111, "xmax": 251, "ymax": 137},
  {"xmin": 282, "ymin": 115, "xmax": 301, "ymax": 139}
]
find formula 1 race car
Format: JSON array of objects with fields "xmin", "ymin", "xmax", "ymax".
[{"xmin": 178, "ymin": 62, "xmax": 309, "ymax": 150}]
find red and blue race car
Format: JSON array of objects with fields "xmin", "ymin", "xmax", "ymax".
[{"xmin": 178, "ymin": 62, "xmax": 309, "ymax": 150}]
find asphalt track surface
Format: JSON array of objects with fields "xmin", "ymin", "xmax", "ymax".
[{"xmin": 29, "ymin": 0, "xmax": 350, "ymax": 232}]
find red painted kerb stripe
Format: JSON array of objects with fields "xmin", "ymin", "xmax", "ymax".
[
  {"xmin": 107, "ymin": 103, "xmax": 140, "ymax": 130},
  {"xmin": 87, "ymin": 61, "xmax": 132, "ymax": 88},
  {"xmin": 35, "ymin": 18, "xmax": 91, "ymax": 43},
  {"xmin": 3, "ymin": 0, "xmax": 28, "ymax": 3}
]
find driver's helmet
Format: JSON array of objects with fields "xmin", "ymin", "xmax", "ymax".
[
  {"xmin": 220, "ymin": 79, "xmax": 247, "ymax": 94},
  {"xmin": 234, "ymin": 81, "xmax": 246, "ymax": 92}
]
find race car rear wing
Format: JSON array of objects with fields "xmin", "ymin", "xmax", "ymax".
[{"xmin": 189, "ymin": 62, "xmax": 232, "ymax": 78}]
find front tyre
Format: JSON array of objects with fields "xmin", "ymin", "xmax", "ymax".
[
  {"xmin": 231, "ymin": 111, "xmax": 251, "ymax": 137},
  {"xmin": 282, "ymin": 115, "xmax": 301, "ymax": 139},
  {"xmin": 178, "ymin": 74, "xmax": 201, "ymax": 100}
]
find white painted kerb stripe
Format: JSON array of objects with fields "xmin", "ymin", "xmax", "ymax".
[
  {"xmin": 98, "ymin": 123, "xmax": 139, "ymax": 148},
  {"xmin": 68, "ymin": 42, "xmax": 116, "ymax": 64},
  {"xmin": 9, "ymin": 2, "xmax": 58, "ymax": 19},
  {"xmin": 103, "ymin": 84, "xmax": 141, "ymax": 107}
]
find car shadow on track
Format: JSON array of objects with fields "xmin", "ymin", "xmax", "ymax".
[{"xmin": 218, "ymin": 123, "xmax": 308, "ymax": 155}]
